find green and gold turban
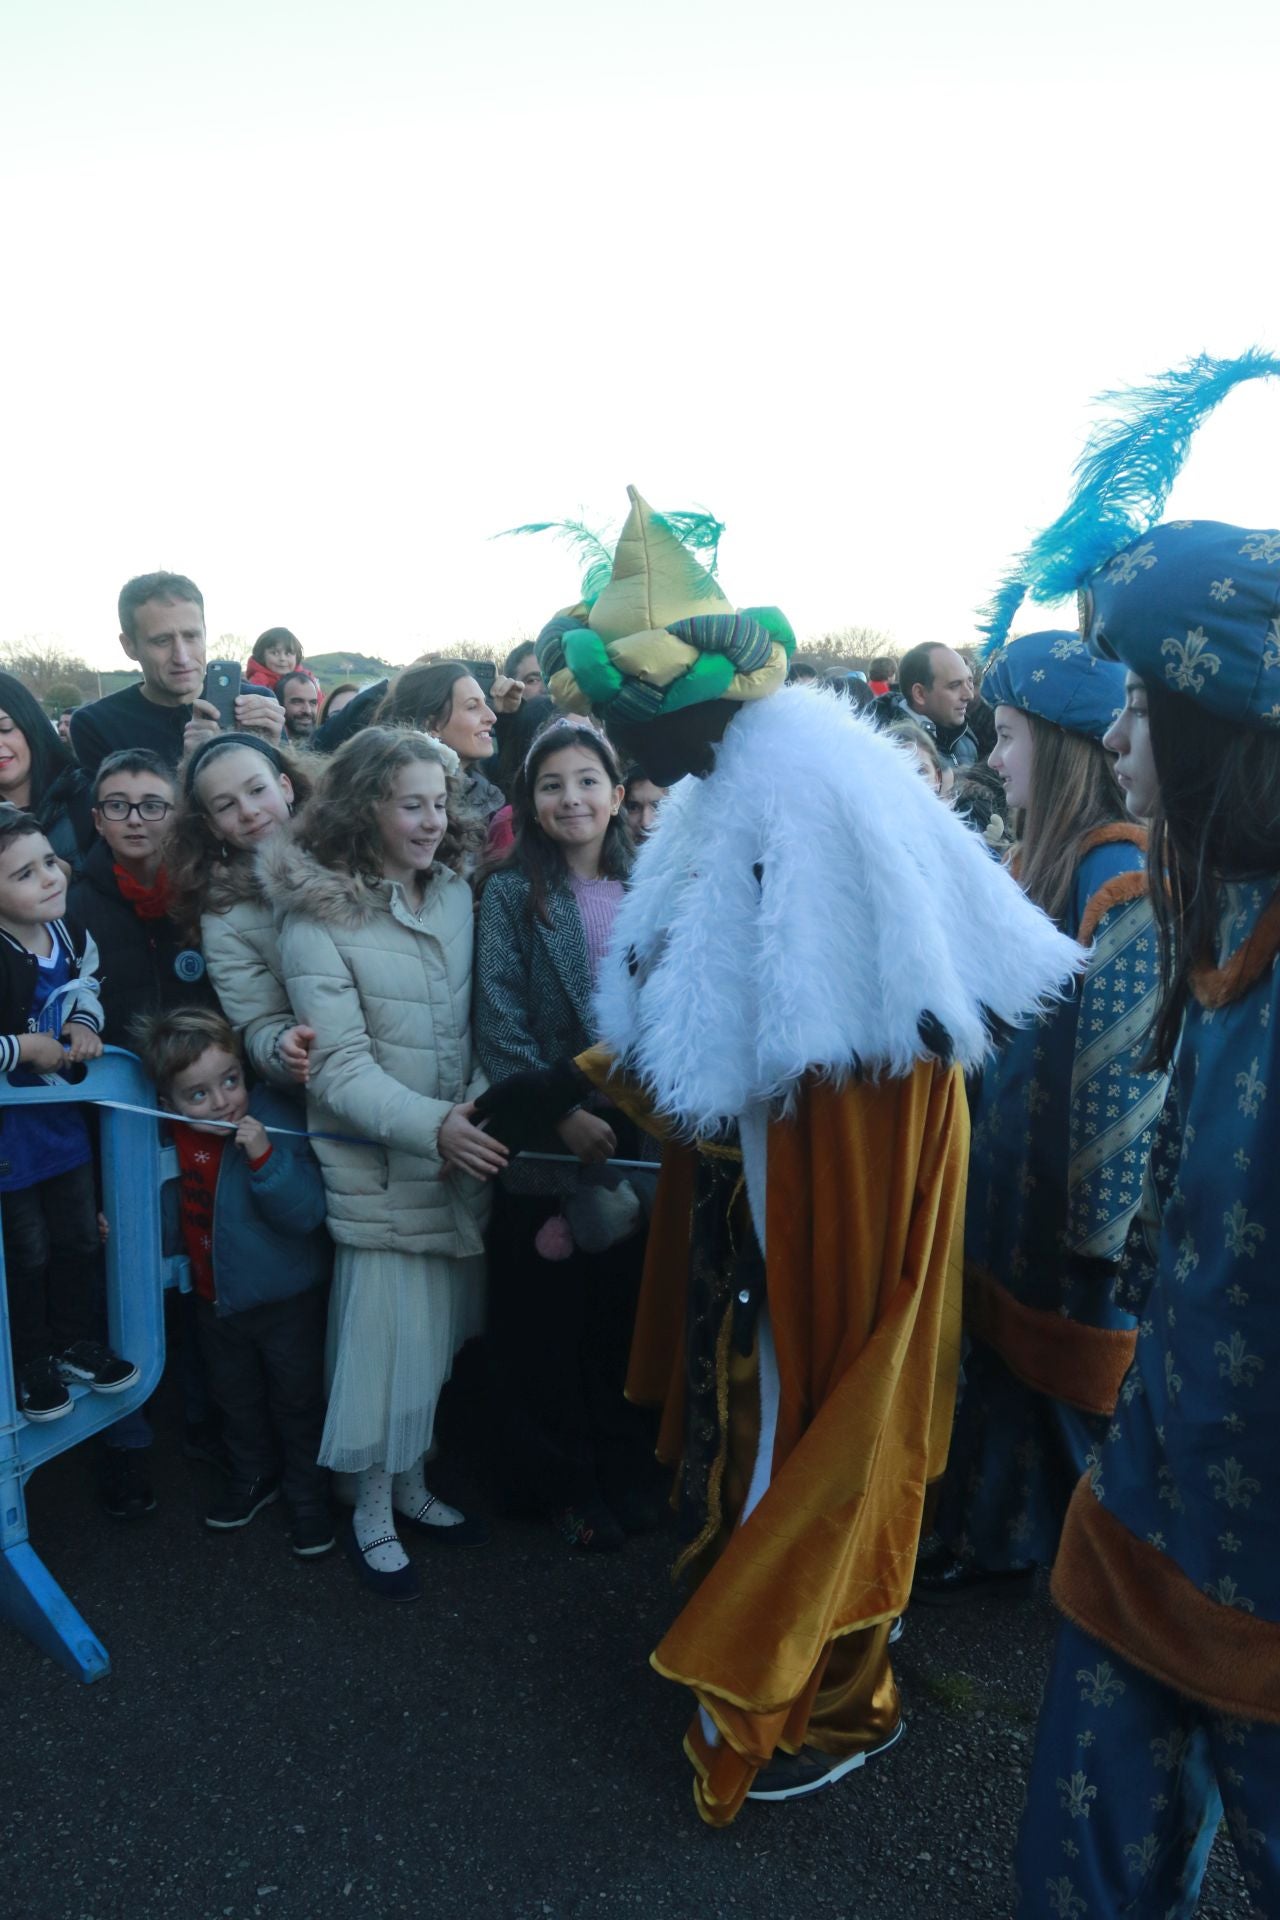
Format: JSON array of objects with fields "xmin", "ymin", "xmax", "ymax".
[{"xmin": 530, "ymin": 487, "xmax": 795, "ymax": 726}]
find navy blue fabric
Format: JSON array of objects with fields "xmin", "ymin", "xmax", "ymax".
[
  {"xmin": 982, "ymin": 629, "xmax": 1127, "ymax": 741},
  {"xmin": 205, "ymin": 1085, "xmax": 331, "ymax": 1316},
  {"xmin": 1086, "ymin": 519, "xmax": 1280, "ymax": 728},
  {"xmin": 0, "ymin": 944, "xmax": 91, "ymax": 1192}
]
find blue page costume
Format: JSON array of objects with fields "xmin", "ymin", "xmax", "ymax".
[
  {"xmin": 978, "ymin": 355, "xmax": 1280, "ymax": 1917},
  {"xmin": 936, "ymin": 633, "xmax": 1167, "ymax": 1573}
]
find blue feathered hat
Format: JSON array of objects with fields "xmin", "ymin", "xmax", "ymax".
[
  {"xmin": 978, "ymin": 350, "xmax": 1280, "ymax": 726},
  {"xmin": 1084, "ymin": 521, "xmax": 1280, "ymax": 728},
  {"xmin": 982, "ymin": 629, "xmax": 1126, "ymax": 741}
]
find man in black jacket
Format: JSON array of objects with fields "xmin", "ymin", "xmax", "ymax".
[
  {"xmin": 883, "ymin": 641, "xmax": 979, "ymax": 770},
  {"xmin": 70, "ymin": 572, "xmax": 284, "ymax": 778}
]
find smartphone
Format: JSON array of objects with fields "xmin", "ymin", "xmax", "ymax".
[
  {"xmin": 462, "ymin": 659, "xmax": 497, "ymax": 698},
  {"xmin": 201, "ymin": 659, "xmax": 242, "ymax": 728}
]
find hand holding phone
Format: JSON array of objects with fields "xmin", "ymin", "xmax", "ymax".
[{"xmin": 201, "ymin": 660, "xmax": 243, "ymax": 729}]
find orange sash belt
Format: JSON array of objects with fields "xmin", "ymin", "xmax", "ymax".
[{"xmin": 965, "ymin": 1264, "xmax": 1136, "ymax": 1417}]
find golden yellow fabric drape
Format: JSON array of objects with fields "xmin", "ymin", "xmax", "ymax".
[{"xmin": 642, "ymin": 1064, "xmax": 968, "ymax": 1823}]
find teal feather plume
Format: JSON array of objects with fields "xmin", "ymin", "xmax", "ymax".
[
  {"xmin": 498, "ymin": 504, "xmax": 726, "ymax": 607},
  {"xmin": 978, "ymin": 349, "xmax": 1280, "ymax": 654}
]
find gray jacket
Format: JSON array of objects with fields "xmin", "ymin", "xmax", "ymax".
[{"xmin": 473, "ymin": 868, "xmax": 596, "ymax": 1083}]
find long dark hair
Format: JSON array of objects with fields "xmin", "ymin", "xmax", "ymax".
[
  {"xmin": 1145, "ymin": 678, "xmax": 1280, "ymax": 1069},
  {"xmin": 476, "ymin": 719, "xmax": 631, "ymax": 925},
  {"xmin": 0, "ymin": 669, "xmax": 74, "ymax": 812},
  {"xmin": 1015, "ymin": 713, "xmax": 1128, "ymax": 929},
  {"xmin": 375, "ymin": 661, "xmax": 471, "ymax": 733}
]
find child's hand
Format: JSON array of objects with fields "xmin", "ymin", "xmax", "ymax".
[
  {"xmin": 18, "ymin": 1032, "xmax": 71, "ymax": 1071},
  {"xmin": 439, "ymin": 1102, "xmax": 509, "ymax": 1179},
  {"xmin": 61, "ymin": 1024, "xmax": 104, "ymax": 1064},
  {"xmin": 278, "ymin": 1024, "xmax": 316, "ymax": 1084},
  {"xmin": 556, "ymin": 1110, "xmax": 617, "ymax": 1165},
  {"xmin": 97, "ymin": 1212, "xmax": 110, "ymax": 1245},
  {"xmin": 235, "ymin": 1116, "xmax": 271, "ymax": 1161}
]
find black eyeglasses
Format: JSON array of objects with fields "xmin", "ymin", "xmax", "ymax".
[{"xmin": 97, "ymin": 797, "xmax": 174, "ymax": 822}]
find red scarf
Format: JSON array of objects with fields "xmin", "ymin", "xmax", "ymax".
[{"xmin": 114, "ymin": 863, "xmax": 171, "ymax": 920}]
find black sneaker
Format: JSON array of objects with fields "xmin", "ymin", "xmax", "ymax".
[
  {"xmin": 746, "ymin": 1721, "xmax": 905, "ymax": 1802},
  {"xmin": 205, "ymin": 1476, "xmax": 281, "ymax": 1531},
  {"xmin": 19, "ymin": 1356, "xmax": 73, "ymax": 1423},
  {"xmin": 57, "ymin": 1340, "xmax": 140, "ymax": 1395},
  {"xmin": 553, "ymin": 1501, "xmax": 625, "ymax": 1553},
  {"xmin": 607, "ymin": 1483, "xmax": 669, "ymax": 1536},
  {"xmin": 98, "ymin": 1447, "xmax": 157, "ymax": 1521},
  {"xmin": 290, "ymin": 1509, "xmax": 336, "ymax": 1558}
]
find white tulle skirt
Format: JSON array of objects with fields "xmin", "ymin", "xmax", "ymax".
[{"xmin": 319, "ymin": 1246, "xmax": 487, "ymax": 1474}]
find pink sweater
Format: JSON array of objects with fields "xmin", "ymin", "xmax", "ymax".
[{"xmin": 568, "ymin": 871, "xmax": 624, "ymax": 986}]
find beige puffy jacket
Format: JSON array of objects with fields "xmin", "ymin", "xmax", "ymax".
[
  {"xmin": 201, "ymin": 858, "xmax": 295, "ymax": 1089},
  {"xmin": 264, "ymin": 839, "xmax": 490, "ymax": 1256}
]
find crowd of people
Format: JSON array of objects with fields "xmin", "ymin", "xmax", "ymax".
[{"xmin": 2, "ymin": 393, "xmax": 1279, "ymax": 1912}]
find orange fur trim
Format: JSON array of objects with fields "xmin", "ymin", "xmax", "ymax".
[
  {"xmin": 1052, "ymin": 1482, "xmax": 1280, "ymax": 1723},
  {"xmin": 1077, "ymin": 822, "xmax": 1148, "ymax": 857},
  {"xmin": 1076, "ymin": 872, "xmax": 1149, "ymax": 947},
  {"xmin": 965, "ymin": 1267, "xmax": 1136, "ymax": 1417},
  {"xmin": 1192, "ymin": 886, "xmax": 1280, "ymax": 1009}
]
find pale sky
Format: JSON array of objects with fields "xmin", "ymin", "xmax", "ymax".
[{"xmin": 4, "ymin": 0, "xmax": 1280, "ymax": 672}]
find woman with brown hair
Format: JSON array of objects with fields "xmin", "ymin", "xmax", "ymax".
[{"xmin": 915, "ymin": 630, "xmax": 1168, "ymax": 1603}]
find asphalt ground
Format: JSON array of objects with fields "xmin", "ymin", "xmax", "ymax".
[{"xmin": 2, "ymin": 1367, "xmax": 1255, "ymax": 1920}]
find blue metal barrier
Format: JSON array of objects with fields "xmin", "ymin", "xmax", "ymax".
[{"xmin": 0, "ymin": 1049, "xmax": 170, "ymax": 1682}]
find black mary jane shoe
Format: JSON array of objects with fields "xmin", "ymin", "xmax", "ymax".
[
  {"xmin": 343, "ymin": 1518, "xmax": 421, "ymax": 1601},
  {"xmin": 395, "ymin": 1493, "xmax": 491, "ymax": 1548}
]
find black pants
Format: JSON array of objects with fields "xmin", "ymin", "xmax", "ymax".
[
  {"xmin": 486, "ymin": 1188, "xmax": 657, "ymax": 1514},
  {"xmin": 1, "ymin": 1159, "xmax": 101, "ymax": 1369},
  {"xmin": 194, "ymin": 1289, "xmax": 328, "ymax": 1517}
]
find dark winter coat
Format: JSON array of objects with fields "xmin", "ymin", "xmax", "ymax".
[
  {"xmin": 200, "ymin": 1085, "xmax": 332, "ymax": 1315},
  {"xmin": 67, "ymin": 841, "xmax": 214, "ymax": 1050}
]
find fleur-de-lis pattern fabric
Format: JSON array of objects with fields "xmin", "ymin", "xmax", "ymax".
[
  {"xmin": 1016, "ymin": 1620, "xmax": 1280, "ymax": 1916},
  {"xmin": 937, "ymin": 842, "xmax": 1165, "ymax": 1570},
  {"xmin": 1085, "ymin": 519, "xmax": 1280, "ymax": 730},
  {"xmin": 1087, "ymin": 880, "xmax": 1280, "ymax": 1632},
  {"xmin": 982, "ymin": 629, "xmax": 1127, "ymax": 742}
]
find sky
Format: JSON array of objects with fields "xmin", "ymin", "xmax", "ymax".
[{"xmin": 4, "ymin": 0, "xmax": 1280, "ymax": 672}]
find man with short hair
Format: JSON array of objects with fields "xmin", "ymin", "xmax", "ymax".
[
  {"xmin": 503, "ymin": 642, "xmax": 545, "ymax": 698},
  {"xmin": 70, "ymin": 572, "xmax": 283, "ymax": 777},
  {"xmin": 276, "ymin": 671, "xmax": 319, "ymax": 744},
  {"xmin": 888, "ymin": 642, "xmax": 977, "ymax": 769}
]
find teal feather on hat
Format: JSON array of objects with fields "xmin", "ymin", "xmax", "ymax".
[{"xmin": 979, "ymin": 349, "xmax": 1280, "ymax": 654}]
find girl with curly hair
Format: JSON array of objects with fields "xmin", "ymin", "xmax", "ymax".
[{"xmin": 266, "ymin": 727, "xmax": 506, "ymax": 1598}]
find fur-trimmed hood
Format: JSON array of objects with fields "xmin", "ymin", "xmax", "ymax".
[
  {"xmin": 257, "ymin": 833, "xmax": 458, "ymax": 931},
  {"xmin": 204, "ymin": 850, "xmax": 271, "ymax": 918},
  {"xmin": 593, "ymin": 686, "xmax": 1085, "ymax": 1134}
]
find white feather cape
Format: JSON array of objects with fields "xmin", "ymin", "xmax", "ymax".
[{"xmin": 594, "ymin": 687, "xmax": 1085, "ymax": 1136}]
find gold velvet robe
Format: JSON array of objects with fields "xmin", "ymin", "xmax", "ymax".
[{"xmin": 579, "ymin": 1049, "xmax": 969, "ymax": 1824}]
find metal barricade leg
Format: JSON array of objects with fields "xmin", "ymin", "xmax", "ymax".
[
  {"xmin": 0, "ymin": 1053, "xmax": 170, "ymax": 1681},
  {"xmin": 0, "ymin": 1266, "xmax": 111, "ymax": 1681},
  {"xmin": 0, "ymin": 1543, "xmax": 110, "ymax": 1682}
]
